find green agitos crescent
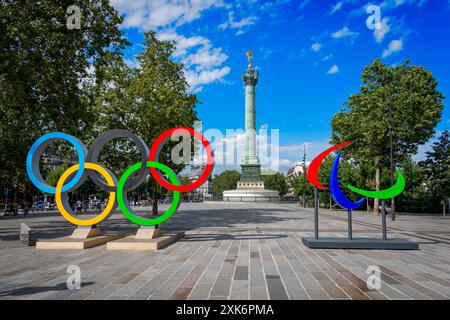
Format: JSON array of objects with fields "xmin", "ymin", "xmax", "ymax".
[{"xmin": 341, "ymin": 169, "xmax": 406, "ymax": 200}]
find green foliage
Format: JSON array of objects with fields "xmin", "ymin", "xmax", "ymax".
[
  {"xmin": 331, "ymin": 59, "xmax": 444, "ymax": 167},
  {"xmin": 212, "ymin": 171, "xmax": 241, "ymax": 196},
  {"xmin": 0, "ymin": 0, "xmax": 127, "ymax": 196},
  {"xmin": 95, "ymin": 31, "xmax": 200, "ymax": 208},
  {"xmin": 288, "ymin": 173, "xmax": 313, "ymax": 201},
  {"xmin": 44, "ymin": 165, "xmax": 67, "ymax": 188},
  {"xmin": 420, "ymin": 131, "xmax": 450, "ymax": 211},
  {"xmin": 263, "ymin": 172, "xmax": 288, "ymax": 196},
  {"xmin": 1, "ymin": 4, "xmax": 199, "ymax": 210},
  {"xmin": 330, "ymin": 58, "xmax": 444, "ymax": 213},
  {"xmin": 96, "ymin": 31, "xmax": 198, "ymax": 175},
  {"xmin": 401, "ymin": 158, "xmax": 426, "ymax": 200}
]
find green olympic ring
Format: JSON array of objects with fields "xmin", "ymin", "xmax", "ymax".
[
  {"xmin": 117, "ymin": 161, "xmax": 181, "ymax": 226},
  {"xmin": 341, "ymin": 168, "xmax": 405, "ymax": 200}
]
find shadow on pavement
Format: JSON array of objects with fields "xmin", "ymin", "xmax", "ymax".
[{"xmin": 0, "ymin": 282, "xmax": 95, "ymax": 297}]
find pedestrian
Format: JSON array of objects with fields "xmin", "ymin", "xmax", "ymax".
[
  {"xmin": 13, "ymin": 203, "xmax": 19, "ymax": 216},
  {"xmin": 76, "ymin": 200, "xmax": 82, "ymax": 212}
]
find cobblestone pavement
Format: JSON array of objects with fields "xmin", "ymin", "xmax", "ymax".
[{"xmin": 0, "ymin": 202, "xmax": 450, "ymax": 300}]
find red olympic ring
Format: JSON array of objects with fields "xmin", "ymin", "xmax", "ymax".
[
  {"xmin": 149, "ymin": 127, "xmax": 214, "ymax": 192},
  {"xmin": 306, "ymin": 141, "xmax": 351, "ymax": 190}
]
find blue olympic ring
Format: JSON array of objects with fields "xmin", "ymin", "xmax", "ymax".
[{"xmin": 26, "ymin": 132, "xmax": 87, "ymax": 194}]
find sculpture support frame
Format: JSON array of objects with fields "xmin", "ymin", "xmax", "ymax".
[{"xmin": 302, "ymin": 191, "xmax": 419, "ymax": 250}]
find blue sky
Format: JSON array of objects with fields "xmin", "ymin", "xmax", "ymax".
[{"xmin": 111, "ymin": 0, "xmax": 450, "ymax": 173}]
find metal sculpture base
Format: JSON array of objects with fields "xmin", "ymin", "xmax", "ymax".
[
  {"xmin": 303, "ymin": 193, "xmax": 419, "ymax": 250},
  {"xmin": 107, "ymin": 227, "xmax": 184, "ymax": 251},
  {"xmin": 302, "ymin": 237, "xmax": 419, "ymax": 250},
  {"xmin": 36, "ymin": 227, "xmax": 126, "ymax": 250}
]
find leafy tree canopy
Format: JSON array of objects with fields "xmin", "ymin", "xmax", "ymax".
[
  {"xmin": 263, "ymin": 172, "xmax": 288, "ymax": 196},
  {"xmin": 212, "ymin": 171, "xmax": 241, "ymax": 196},
  {"xmin": 0, "ymin": 0, "xmax": 127, "ymax": 194}
]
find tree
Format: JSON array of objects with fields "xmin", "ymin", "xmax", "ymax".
[
  {"xmin": 396, "ymin": 158, "xmax": 426, "ymax": 212},
  {"xmin": 263, "ymin": 172, "xmax": 288, "ymax": 196},
  {"xmin": 420, "ymin": 131, "xmax": 450, "ymax": 215},
  {"xmin": 96, "ymin": 31, "xmax": 199, "ymax": 215},
  {"xmin": 288, "ymin": 173, "xmax": 313, "ymax": 205},
  {"xmin": 212, "ymin": 171, "xmax": 241, "ymax": 196},
  {"xmin": 331, "ymin": 59, "xmax": 444, "ymax": 216},
  {"xmin": 0, "ymin": 0, "xmax": 128, "ymax": 201}
]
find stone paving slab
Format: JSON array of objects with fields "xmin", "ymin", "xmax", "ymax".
[{"xmin": 0, "ymin": 202, "xmax": 450, "ymax": 300}]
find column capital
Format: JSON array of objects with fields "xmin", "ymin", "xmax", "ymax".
[{"xmin": 243, "ymin": 67, "xmax": 258, "ymax": 86}]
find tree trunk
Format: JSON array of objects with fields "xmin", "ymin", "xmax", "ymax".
[
  {"xmin": 374, "ymin": 166, "xmax": 381, "ymax": 216},
  {"xmin": 152, "ymin": 184, "xmax": 159, "ymax": 229},
  {"xmin": 366, "ymin": 198, "xmax": 370, "ymax": 214},
  {"xmin": 444, "ymin": 200, "xmax": 447, "ymax": 217},
  {"xmin": 391, "ymin": 197, "xmax": 396, "ymax": 221},
  {"xmin": 390, "ymin": 161, "xmax": 396, "ymax": 220},
  {"xmin": 152, "ymin": 185, "xmax": 158, "ymax": 215}
]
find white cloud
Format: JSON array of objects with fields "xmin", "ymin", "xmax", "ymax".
[
  {"xmin": 158, "ymin": 30, "xmax": 209, "ymax": 57},
  {"xmin": 381, "ymin": 0, "xmax": 428, "ymax": 9},
  {"xmin": 329, "ymin": 2, "xmax": 344, "ymax": 15},
  {"xmin": 382, "ymin": 39, "xmax": 403, "ymax": 57},
  {"xmin": 157, "ymin": 30, "xmax": 230, "ymax": 92},
  {"xmin": 374, "ymin": 17, "xmax": 390, "ymax": 43},
  {"xmin": 184, "ymin": 67, "xmax": 231, "ymax": 92},
  {"xmin": 331, "ymin": 26, "xmax": 359, "ymax": 39},
  {"xmin": 218, "ymin": 12, "xmax": 258, "ymax": 35},
  {"xmin": 124, "ymin": 58, "xmax": 140, "ymax": 69},
  {"xmin": 111, "ymin": 0, "xmax": 225, "ymax": 30},
  {"xmin": 209, "ymin": 132, "xmax": 332, "ymax": 174},
  {"xmin": 183, "ymin": 44, "xmax": 228, "ymax": 70},
  {"xmin": 274, "ymin": 140, "xmax": 331, "ymax": 173},
  {"xmin": 261, "ymin": 0, "xmax": 293, "ymax": 11},
  {"xmin": 326, "ymin": 65, "xmax": 339, "ymax": 74},
  {"xmin": 299, "ymin": 0, "xmax": 311, "ymax": 9},
  {"xmin": 329, "ymin": 0, "xmax": 358, "ymax": 15},
  {"xmin": 110, "ymin": 1, "xmax": 233, "ymax": 93},
  {"xmin": 311, "ymin": 42, "xmax": 322, "ymax": 52},
  {"xmin": 322, "ymin": 54, "xmax": 333, "ymax": 61}
]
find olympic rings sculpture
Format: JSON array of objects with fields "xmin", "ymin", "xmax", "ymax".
[{"xmin": 26, "ymin": 128, "xmax": 214, "ymax": 227}]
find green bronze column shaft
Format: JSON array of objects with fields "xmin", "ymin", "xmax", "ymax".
[
  {"xmin": 239, "ymin": 51, "xmax": 262, "ymax": 184},
  {"xmin": 244, "ymin": 71, "xmax": 258, "ymax": 164}
]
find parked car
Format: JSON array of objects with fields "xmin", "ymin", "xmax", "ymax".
[
  {"xmin": 31, "ymin": 200, "xmax": 46, "ymax": 211},
  {"xmin": 45, "ymin": 202, "xmax": 56, "ymax": 209}
]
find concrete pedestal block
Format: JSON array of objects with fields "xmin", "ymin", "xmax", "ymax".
[
  {"xmin": 107, "ymin": 231, "xmax": 185, "ymax": 251},
  {"xmin": 36, "ymin": 227, "xmax": 126, "ymax": 250},
  {"xmin": 70, "ymin": 227, "xmax": 101, "ymax": 239},
  {"xmin": 135, "ymin": 227, "xmax": 161, "ymax": 239}
]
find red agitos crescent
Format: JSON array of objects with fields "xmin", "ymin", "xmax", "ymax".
[{"xmin": 306, "ymin": 141, "xmax": 351, "ymax": 190}]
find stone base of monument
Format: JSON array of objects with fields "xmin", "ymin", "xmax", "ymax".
[
  {"xmin": 107, "ymin": 227, "xmax": 184, "ymax": 251},
  {"xmin": 302, "ymin": 237, "xmax": 419, "ymax": 250},
  {"xmin": 223, "ymin": 189, "xmax": 280, "ymax": 202},
  {"xmin": 36, "ymin": 227, "xmax": 126, "ymax": 250}
]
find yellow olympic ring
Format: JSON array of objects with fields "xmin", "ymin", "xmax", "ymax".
[{"xmin": 55, "ymin": 163, "xmax": 116, "ymax": 226}]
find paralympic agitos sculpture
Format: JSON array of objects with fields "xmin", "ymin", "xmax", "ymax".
[
  {"xmin": 302, "ymin": 142, "xmax": 418, "ymax": 250},
  {"xmin": 26, "ymin": 127, "xmax": 214, "ymax": 249}
]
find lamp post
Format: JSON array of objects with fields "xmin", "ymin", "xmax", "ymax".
[
  {"xmin": 387, "ymin": 99, "xmax": 396, "ymax": 221},
  {"xmin": 303, "ymin": 143, "xmax": 306, "ymax": 208},
  {"xmin": 314, "ymin": 187, "xmax": 318, "ymax": 239}
]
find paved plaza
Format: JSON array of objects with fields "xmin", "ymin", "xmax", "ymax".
[{"xmin": 0, "ymin": 202, "xmax": 450, "ymax": 300}]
